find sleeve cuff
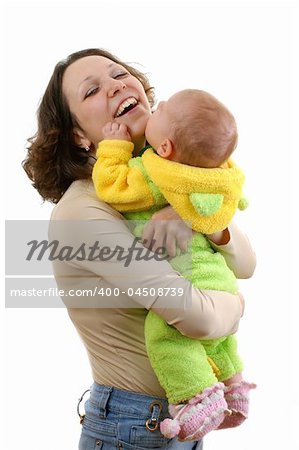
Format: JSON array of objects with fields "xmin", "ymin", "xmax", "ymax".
[
  {"xmin": 208, "ymin": 225, "xmax": 235, "ymax": 253},
  {"xmin": 96, "ymin": 140, "xmax": 134, "ymax": 160}
]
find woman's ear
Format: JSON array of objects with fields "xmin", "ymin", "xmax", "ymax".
[
  {"xmin": 156, "ymin": 139, "xmax": 174, "ymax": 159},
  {"xmin": 73, "ymin": 127, "xmax": 91, "ymax": 150}
]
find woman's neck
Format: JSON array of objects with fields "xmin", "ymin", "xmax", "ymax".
[{"xmin": 132, "ymin": 137, "xmax": 147, "ymax": 157}]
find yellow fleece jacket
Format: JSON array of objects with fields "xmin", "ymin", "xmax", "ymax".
[{"xmin": 93, "ymin": 140, "xmax": 246, "ymax": 234}]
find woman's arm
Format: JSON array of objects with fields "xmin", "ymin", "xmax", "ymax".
[
  {"xmin": 50, "ymin": 194, "xmax": 243, "ymax": 340},
  {"xmin": 207, "ymin": 222, "xmax": 257, "ymax": 279},
  {"xmin": 145, "ymin": 206, "xmax": 256, "ymax": 279}
]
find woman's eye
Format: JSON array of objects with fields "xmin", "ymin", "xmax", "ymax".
[
  {"xmin": 114, "ymin": 72, "xmax": 128, "ymax": 79},
  {"xmin": 85, "ymin": 87, "xmax": 99, "ymax": 98}
]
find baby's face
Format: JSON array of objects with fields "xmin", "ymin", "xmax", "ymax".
[
  {"xmin": 145, "ymin": 92, "xmax": 187, "ymax": 149},
  {"xmin": 145, "ymin": 100, "xmax": 170, "ymax": 149}
]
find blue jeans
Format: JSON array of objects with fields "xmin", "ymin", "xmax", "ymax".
[{"xmin": 78, "ymin": 383, "xmax": 203, "ymax": 450}]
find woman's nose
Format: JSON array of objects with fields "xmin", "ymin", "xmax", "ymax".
[{"xmin": 106, "ymin": 79, "xmax": 126, "ymax": 97}]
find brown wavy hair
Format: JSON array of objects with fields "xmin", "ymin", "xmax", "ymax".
[{"xmin": 22, "ymin": 48, "xmax": 155, "ymax": 203}]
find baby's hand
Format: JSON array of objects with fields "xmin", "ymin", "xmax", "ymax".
[{"xmin": 102, "ymin": 122, "xmax": 131, "ymax": 141}]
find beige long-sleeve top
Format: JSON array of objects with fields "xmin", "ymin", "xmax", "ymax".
[{"xmin": 49, "ymin": 179, "xmax": 256, "ymax": 397}]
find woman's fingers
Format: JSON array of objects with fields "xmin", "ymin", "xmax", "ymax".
[
  {"xmin": 141, "ymin": 221, "xmax": 167, "ymax": 254},
  {"xmin": 148, "ymin": 222, "xmax": 166, "ymax": 254},
  {"xmin": 141, "ymin": 221, "xmax": 155, "ymax": 249},
  {"xmin": 141, "ymin": 218, "xmax": 192, "ymax": 258},
  {"xmin": 165, "ymin": 229, "xmax": 177, "ymax": 258}
]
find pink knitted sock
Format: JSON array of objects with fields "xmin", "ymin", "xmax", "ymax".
[
  {"xmin": 160, "ymin": 383, "xmax": 230, "ymax": 441},
  {"xmin": 217, "ymin": 380, "xmax": 256, "ymax": 429}
]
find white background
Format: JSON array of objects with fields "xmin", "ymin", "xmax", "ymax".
[{"xmin": 1, "ymin": 1, "xmax": 298, "ymax": 449}]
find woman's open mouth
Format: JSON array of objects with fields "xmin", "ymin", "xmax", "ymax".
[{"xmin": 114, "ymin": 97, "xmax": 138, "ymax": 118}]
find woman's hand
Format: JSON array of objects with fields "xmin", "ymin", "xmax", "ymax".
[
  {"xmin": 141, "ymin": 205, "xmax": 232, "ymax": 256},
  {"xmin": 141, "ymin": 206, "xmax": 192, "ymax": 258}
]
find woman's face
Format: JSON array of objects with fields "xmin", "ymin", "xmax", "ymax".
[{"xmin": 62, "ymin": 55, "xmax": 152, "ymax": 150}]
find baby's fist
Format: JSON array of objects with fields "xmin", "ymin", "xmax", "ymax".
[{"xmin": 102, "ymin": 122, "xmax": 131, "ymax": 141}]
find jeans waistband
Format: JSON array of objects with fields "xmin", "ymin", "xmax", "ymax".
[{"xmin": 89, "ymin": 382, "xmax": 169, "ymax": 419}]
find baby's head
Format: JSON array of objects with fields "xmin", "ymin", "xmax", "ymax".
[{"xmin": 145, "ymin": 89, "xmax": 238, "ymax": 168}]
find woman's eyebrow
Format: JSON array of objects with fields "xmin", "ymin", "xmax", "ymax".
[
  {"xmin": 108, "ymin": 63, "xmax": 123, "ymax": 70},
  {"xmin": 78, "ymin": 76, "xmax": 92, "ymax": 90},
  {"xmin": 79, "ymin": 64, "xmax": 118, "ymax": 85},
  {"xmin": 80, "ymin": 75, "xmax": 95, "ymax": 85},
  {"xmin": 78, "ymin": 76, "xmax": 96, "ymax": 95},
  {"xmin": 77, "ymin": 64, "xmax": 122, "ymax": 94}
]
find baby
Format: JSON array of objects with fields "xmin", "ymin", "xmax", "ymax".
[
  {"xmin": 145, "ymin": 88, "xmax": 237, "ymax": 168},
  {"xmin": 92, "ymin": 89, "xmax": 255, "ymax": 441}
]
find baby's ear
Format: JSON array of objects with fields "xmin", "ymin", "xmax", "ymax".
[
  {"xmin": 156, "ymin": 139, "xmax": 174, "ymax": 158},
  {"xmin": 190, "ymin": 193, "xmax": 224, "ymax": 216}
]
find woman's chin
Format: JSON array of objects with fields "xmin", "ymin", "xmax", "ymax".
[{"xmin": 127, "ymin": 115, "xmax": 149, "ymax": 142}]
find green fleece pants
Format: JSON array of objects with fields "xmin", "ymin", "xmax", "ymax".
[
  {"xmin": 145, "ymin": 312, "xmax": 243, "ymax": 403},
  {"xmin": 144, "ymin": 233, "xmax": 244, "ymax": 404}
]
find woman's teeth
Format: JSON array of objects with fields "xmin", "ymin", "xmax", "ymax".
[{"xmin": 114, "ymin": 97, "xmax": 138, "ymax": 118}]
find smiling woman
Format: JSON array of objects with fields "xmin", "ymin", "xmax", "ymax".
[
  {"xmin": 63, "ymin": 54, "xmax": 152, "ymax": 154},
  {"xmin": 22, "ymin": 48, "xmax": 252, "ymax": 450},
  {"xmin": 23, "ymin": 48, "xmax": 155, "ymax": 204}
]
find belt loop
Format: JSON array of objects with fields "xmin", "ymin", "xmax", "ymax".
[{"xmin": 97, "ymin": 386, "xmax": 113, "ymax": 419}]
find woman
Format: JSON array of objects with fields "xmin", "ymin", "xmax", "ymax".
[{"xmin": 23, "ymin": 48, "xmax": 255, "ymax": 450}]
